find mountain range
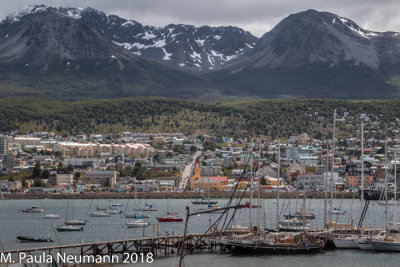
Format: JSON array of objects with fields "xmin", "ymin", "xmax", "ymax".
[{"xmin": 1, "ymin": 5, "xmax": 400, "ymax": 100}]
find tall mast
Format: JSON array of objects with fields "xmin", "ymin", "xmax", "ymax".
[
  {"xmin": 324, "ymin": 142, "xmax": 328, "ymax": 228},
  {"xmin": 385, "ymin": 140, "xmax": 388, "ymax": 235},
  {"xmin": 361, "ymin": 121, "xmax": 364, "ymax": 207},
  {"xmin": 257, "ymin": 135, "xmax": 261, "ymax": 233},
  {"xmin": 330, "ymin": 109, "xmax": 337, "ymax": 227},
  {"xmin": 395, "ymin": 147, "xmax": 398, "ymax": 231},
  {"xmin": 208, "ymin": 161, "xmax": 210, "ymax": 201},
  {"xmin": 249, "ymin": 138, "xmax": 254, "ymax": 231},
  {"xmin": 276, "ymin": 138, "xmax": 281, "ymax": 232}
]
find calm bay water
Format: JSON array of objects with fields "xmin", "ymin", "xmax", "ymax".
[{"xmin": 0, "ymin": 198, "xmax": 398, "ymax": 266}]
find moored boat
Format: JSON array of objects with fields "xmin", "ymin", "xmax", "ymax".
[
  {"xmin": 126, "ymin": 219, "xmax": 149, "ymax": 228},
  {"xmin": 17, "ymin": 235, "xmax": 53, "ymax": 243},
  {"xmin": 43, "ymin": 214, "xmax": 60, "ymax": 219},
  {"xmin": 354, "ymin": 238, "xmax": 374, "ymax": 250},
  {"xmin": 65, "ymin": 219, "xmax": 86, "ymax": 225},
  {"xmin": 157, "ymin": 216, "xmax": 183, "ymax": 222},
  {"xmin": 90, "ymin": 211, "xmax": 111, "ymax": 217},
  {"xmin": 22, "ymin": 206, "xmax": 44, "ymax": 213},
  {"xmin": 125, "ymin": 212, "xmax": 150, "ymax": 218},
  {"xmin": 333, "ymin": 236, "xmax": 359, "ymax": 248},
  {"xmin": 370, "ymin": 239, "xmax": 400, "ymax": 251},
  {"xmin": 107, "ymin": 209, "xmax": 123, "ymax": 214},
  {"xmin": 55, "ymin": 225, "xmax": 83, "ymax": 232}
]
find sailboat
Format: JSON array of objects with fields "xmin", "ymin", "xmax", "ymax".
[
  {"xmin": 22, "ymin": 206, "xmax": 44, "ymax": 213},
  {"xmin": 125, "ymin": 189, "xmax": 151, "ymax": 218},
  {"xmin": 55, "ymin": 225, "xmax": 83, "ymax": 232},
  {"xmin": 218, "ymin": 139, "xmax": 324, "ymax": 254},
  {"xmin": 135, "ymin": 203, "xmax": 157, "ymax": 211},
  {"xmin": 65, "ymin": 199, "xmax": 87, "ymax": 225},
  {"xmin": 43, "ymin": 214, "xmax": 60, "ymax": 219},
  {"xmin": 17, "ymin": 235, "xmax": 53, "ymax": 243},
  {"xmin": 126, "ymin": 219, "xmax": 149, "ymax": 228},
  {"xmin": 91, "ymin": 211, "xmax": 111, "ymax": 217},
  {"xmin": 156, "ymin": 197, "xmax": 183, "ymax": 222}
]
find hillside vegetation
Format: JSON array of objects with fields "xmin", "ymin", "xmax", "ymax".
[{"xmin": 1, "ymin": 98, "xmax": 399, "ymax": 139}]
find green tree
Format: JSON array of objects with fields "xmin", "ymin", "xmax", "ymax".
[
  {"xmin": 32, "ymin": 163, "xmax": 41, "ymax": 178},
  {"xmin": 33, "ymin": 178, "xmax": 44, "ymax": 187},
  {"xmin": 41, "ymin": 169, "xmax": 50, "ymax": 179}
]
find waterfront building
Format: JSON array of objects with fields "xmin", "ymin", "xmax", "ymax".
[{"xmin": 83, "ymin": 170, "xmax": 117, "ymax": 188}]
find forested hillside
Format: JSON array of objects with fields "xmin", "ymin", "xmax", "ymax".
[{"xmin": 1, "ymin": 98, "xmax": 399, "ymax": 139}]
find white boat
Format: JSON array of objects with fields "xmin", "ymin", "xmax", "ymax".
[
  {"xmin": 377, "ymin": 200, "xmax": 398, "ymax": 206},
  {"xmin": 43, "ymin": 214, "xmax": 60, "ymax": 219},
  {"xmin": 22, "ymin": 206, "xmax": 44, "ymax": 213},
  {"xmin": 328, "ymin": 208, "xmax": 346, "ymax": 215},
  {"xmin": 108, "ymin": 210, "xmax": 123, "ymax": 214},
  {"xmin": 333, "ymin": 236, "xmax": 359, "ymax": 249},
  {"xmin": 370, "ymin": 239, "xmax": 400, "ymax": 251},
  {"xmin": 126, "ymin": 219, "xmax": 149, "ymax": 228},
  {"xmin": 90, "ymin": 211, "xmax": 111, "ymax": 217},
  {"xmin": 353, "ymin": 238, "xmax": 374, "ymax": 250}
]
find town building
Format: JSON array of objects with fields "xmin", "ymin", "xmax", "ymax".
[{"xmin": 83, "ymin": 170, "xmax": 117, "ymax": 188}]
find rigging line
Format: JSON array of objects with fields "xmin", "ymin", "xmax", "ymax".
[
  {"xmin": 279, "ymin": 198, "xmax": 286, "ymax": 217},
  {"xmin": 182, "ymin": 155, "xmax": 252, "ymax": 258},
  {"xmin": 219, "ymin": 155, "xmax": 252, "ymax": 230},
  {"xmin": 346, "ymin": 190, "xmax": 356, "ymax": 225}
]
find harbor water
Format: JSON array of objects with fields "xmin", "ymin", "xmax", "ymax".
[{"xmin": 0, "ymin": 198, "xmax": 398, "ymax": 266}]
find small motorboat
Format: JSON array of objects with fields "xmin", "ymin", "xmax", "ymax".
[
  {"xmin": 55, "ymin": 225, "xmax": 83, "ymax": 232},
  {"xmin": 17, "ymin": 235, "xmax": 53, "ymax": 243},
  {"xmin": 126, "ymin": 219, "xmax": 149, "ymax": 228},
  {"xmin": 90, "ymin": 211, "xmax": 111, "ymax": 217},
  {"xmin": 112, "ymin": 203, "xmax": 124, "ymax": 207},
  {"xmin": 157, "ymin": 215, "xmax": 183, "ymax": 222},
  {"xmin": 65, "ymin": 220, "xmax": 86, "ymax": 225},
  {"xmin": 43, "ymin": 214, "xmax": 60, "ymax": 219},
  {"xmin": 22, "ymin": 207, "xmax": 44, "ymax": 213}
]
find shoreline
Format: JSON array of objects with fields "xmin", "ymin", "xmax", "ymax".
[{"xmin": 1, "ymin": 191, "xmax": 360, "ymax": 200}]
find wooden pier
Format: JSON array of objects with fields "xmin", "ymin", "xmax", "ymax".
[{"xmin": 2, "ymin": 233, "xmax": 222, "ymax": 263}]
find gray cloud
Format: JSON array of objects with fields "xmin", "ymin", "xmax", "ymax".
[{"xmin": 1, "ymin": 0, "xmax": 400, "ymax": 37}]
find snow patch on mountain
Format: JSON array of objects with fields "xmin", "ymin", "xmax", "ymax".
[{"xmin": 162, "ymin": 48, "xmax": 171, "ymax": 60}]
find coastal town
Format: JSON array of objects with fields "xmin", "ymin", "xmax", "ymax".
[{"xmin": 0, "ymin": 109, "xmax": 399, "ymax": 197}]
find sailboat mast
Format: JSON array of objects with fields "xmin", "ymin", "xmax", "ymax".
[
  {"xmin": 324, "ymin": 142, "xmax": 328, "ymax": 228},
  {"xmin": 385, "ymin": 140, "xmax": 388, "ymax": 234},
  {"xmin": 361, "ymin": 121, "xmax": 364, "ymax": 206},
  {"xmin": 256, "ymin": 135, "xmax": 261, "ymax": 233},
  {"xmin": 276, "ymin": 138, "xmax": 281, "ymax": 232},
  {"xmin": 395, "ymin": 147, "xmax": 398, "ymax": 231},
  {"xmin": 249, "ymin": 138, "xmax": 254, "ymax": 231},
  {"xmin": 208, "ymin": 161, "xmax": 210, "ymax": 201},
  {"xmin": 330, "ymin": 109, "xmax": 337, "ymax": 227}
]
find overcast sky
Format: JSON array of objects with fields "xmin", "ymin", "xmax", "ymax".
[{"xmin": 0, "ymin": 0, "xmax": 399, "ymax": 37}]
